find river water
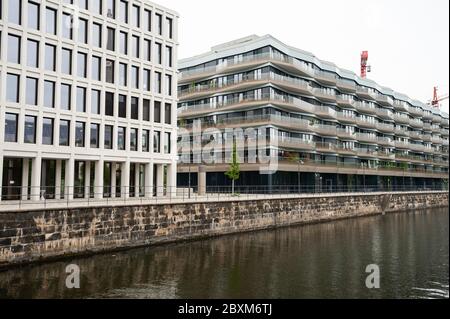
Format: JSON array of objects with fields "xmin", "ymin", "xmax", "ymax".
[{"xmin": 0, "ymin": 208, "xmax": 448, "ymax": 299}]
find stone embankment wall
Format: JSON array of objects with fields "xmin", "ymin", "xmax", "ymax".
[{"xmin": 0, "ymin": 192, "xmax": 448, "ymax": 268}]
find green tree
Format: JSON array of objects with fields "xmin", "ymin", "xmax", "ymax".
[{"xmin": 225, "ymin": 140, "xmax": 240, "ymax": 195}]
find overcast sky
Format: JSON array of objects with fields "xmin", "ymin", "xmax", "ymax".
[{"xmin": 159, "ymin": 0, "xmax": 449, "ymax": 114}]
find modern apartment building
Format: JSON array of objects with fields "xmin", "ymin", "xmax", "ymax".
[
  {"xmin": 177, "ymin": 35, "xmax": 449, "ymax": 191},
  {"xmin": 0, "ymin": 0, "xmax": 178, "ymax": 202}
]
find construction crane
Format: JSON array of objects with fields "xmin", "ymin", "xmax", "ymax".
[
  {"xmin": 360, "ymin": 51, "xmax": 371, "ymax": 78},
  {"xmin": 430, "ymin": 86, "xmax": 449, "ymax": 109}
]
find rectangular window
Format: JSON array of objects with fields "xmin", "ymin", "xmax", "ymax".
[
  {"xmin": 61, "ymin": 48, "xmax": 72, "ymax": 74},
  {"xmin": 143, "ymin": 99, "xmax": 150, "ymax": 121},
  {"xmin": 46, "ymin": 7, "xmax": 57, "ymax": 35},
  {"xmin": 144, "ymin": 9, "xmax": 152, "ymax": 32},
  {"xmin": 77, "ymin": 52, "xmax": 87, "ymax": 77},
  {"xmin": 130, "ymin": 128, "xmax": 138, "ymax": 151},
  {"xmin": 8, "ymin": 0, "xmax": 22, "ymax": 25},
  {"xmin": 131, "ymin": 97, "xmax": 139, "ymax": 120},
  {"xmin": 91, "ymin": 89, "xmax": 100, "ymax": 114},
  {"xmin": 154, "ymin": 101, "xmax": 161, "ymax": 123},
  {"xmin": 104, "ymin": 125, "xmax": 113, "ymax": 149},
  {"xmin": 76, "ymin": 87, "xmax": 86, "ymax": 112},
  {"xmin": 24, "ymin": 115, "xmax": 37, "ymax": 144},
  {"xmin": 119, "ymin": 95, "xmax": 127, "ymax": 118},
  {"xmin": 92, "ymin": 56, "xmax": 101, "ymax": 81},
  {"xmin": 144, "ymin": 39, "xmax": 151, "ymax": 61},
  {"xmin": 156, "ymin": 13, "xmax": 162, "ymax": 35},
  {"xmin": 106, "ymin": 59, "xmax": 114, "ymax": 83},
  {"xmin": 143, "ymin": 69, "xmax": 151, "ymax": 91},
  {"xmin": 155, "ymin": 72, "xmax": 161, "ymax": 94},
  {"xmin": 132, "ymin": 35, "xmax": 139, "ymax": 58},
  {"xmin": 92, "ymin": 23, "xmax": 102, "ymax": 47},
  {"xmin": 44, "ymin": 80, "xmax": 55, "ymax": 108},
  {"xmin": 107, "ymin": 0, "xmax": 115, "ymax": 18},
  {"xmin": 62, "ymin": 13, "xmax": 73, "ymax": 39},
  {"xmin": 27, "ymin": 39, "xmax": 39, "ymax": 68},
  {"xmin": 153, "ymin": 130, "xmax": 160, "ymax": 153},
  {"xmin": 45, "ymin": 43, "xmax": 56, "ymax": 71},
  {"xmin": 105, "ymin": 92, "xmax": 114, "ymax": 116},
  {"xmin": 131, "ymin": 66, "xmax": 139, "ymax": 89},
  {"xmin": 75, "ymin": 122, "xmax": 85, "ymax": 147},
  {"xmin": 165, "ymin": 103, "xmax": 172, "ymax": 124},
  {"xmin": 92, "ymin": 0, "xmax": 102, "ymax": 15},
  {"xmin": 26, "ymin": 77, "xmax": 38, "ymax": 106},
  {"xmin": 28, "ymin": 1, "xmax": 40, "ymax": 30},
  {"xmin": 165, "ymin": 74, "xmax": 172, "ymax": 96},
  {"xmin": 119, "ymin": 31, "xmax": 127, "ymax": 54},
  {"xmin": 119, "ymin": 1, "xmax": 128, "ymax": 23},
  {"xmin": 4, "ymin": 113, "xmax": 18, "ymax": 142},
  {"xmin": 61, "ymin": 84, "xmax": 71, "ymax": 110},
  {"xmin": 119, "ymin": 63, "xmax": 127, "ymax": 86},
  {"xmin": 142, "ymin": 130, "xmax": 149, "ymax": 152},
  {"xmin": 166, "ymin": 17, "xmax": 173, "ymax": 39},
  {"xmin": 7, "ymin": 34, "xmax": 21, "ymax": 64},
  {"xmin": 78, "ymin": 18, "xmax": 88, "ymax": 44},
  {"xmin": 107, "ymin": 27, "xmax": 115, "ymax": 51},
  {"xmin": 166, "ymin": 46, "xmax": 172, "ymax": 67},
  {"xmin": 118, "ymin": 127, "xmax": 126, "ymax": 150},
  {"xmin": 42, "ymin": 117, "xmax": 54, "ymax": 145},
  {"xmin": 132, "ymin": 5, "xmax": 140, "ymax": 28},
  {"xmin": 155, "ymin": 42, "xmax": 162, "ymax": 64},
  {"xmin": 164, "ymin": 132, "xmax": 171, "ymax": 154},
  {"xmin": 6, "ymin": 73, "xmax": 20, "ymax": 103},
  {"xmin": 59, "ymin": 120, "xmax": 70, "ymax": 146},
  {"xmin": 90, "ymin": 123, "xmax": 100, "ymax": 148},
  {"xmin": 78, "ymin": 0, "xmax": 88, "ymax": 10}
]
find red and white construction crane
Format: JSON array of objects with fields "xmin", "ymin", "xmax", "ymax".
[
  {"xmin": 360, "ymin": 51, "xmax": 371, "ymax": 78},
  {"xmin": 430, "ymin": 87, "xmax": 449, "ymax": 110}
]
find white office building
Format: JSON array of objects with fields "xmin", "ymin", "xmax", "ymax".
[{"xmin": 0, "ymin": 0, "xmax": 179, "ymax": 202}]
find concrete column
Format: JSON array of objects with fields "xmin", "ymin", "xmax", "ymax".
[
  {"xmin": 198, "ymin": 165, "xmax": 206, "ymax": 196},
  {"xmin": 55, "ymin": 160, "xmax": 62, "ymax": 200},
  {"xmin": 30, "ymin": 157, "xmax": 42, "ymax": 201},
  {"xmin": 135, "ymin": 163, "xmax": 141, "ymax": 197},
  {"xmin": 85, "ymin": 161, "xmax": 91, "ymax": 199},
  {"xmin": 145, "ymin": 162, "xmax": 153, "ymax": 198},
  {"xmin": 121, "ymin": 161, "xmax": 130, "ymax": 198},
  {"xmin": 94, "ymin": 159, "xmax": 104, "ymax": 199},
  {"xmin": 167, "ymin": 162, "xmax": 177, "ymax": 198},
  {"xmin": 111, "ymin": 163, "xmax": 117, "ymax": 198},
  {"xmin": 21, "ymin": 159, "xmax": 30, "ymax": 201},
  {"xmin": 65, "ymin": 158, "xmax": 75, "ymax": 200},
  {"xmin": 156, "ymin": 164, "xmax": 164, "ymax": 197}
]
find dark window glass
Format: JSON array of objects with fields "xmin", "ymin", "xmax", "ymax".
[
  {"xmin": 4, "ymin": 113, "xmax": 18, "ymax": 142},
  {"xmin": 165, "ymin": 74, "xmax": 172, "ymax": 96},
  {"xmin": 166, "ymin": 46, "xmax": 172, "ymax": 67},
  {"xmin": 44, "ymin": 80, "xmax": 55, "ymax": 108},
  {"xmin": 107, "ymin": 27, "xmax": 115, "ymax": 51},
  {"xmin": 24, "ymin": 115, "xmax": 37, "ymax": 144},
  {"xmin": 75, "ymin": 122, "xmax": 85, "ymax": 147},
  {"xmin": 61, "ymin": 48, "xmax": 72, "ymax": 74},
  {"xmin": 144, "ymin": 39, "xmax": 151, "ymax": 61},
  {"xmin": 92, "ymin": 23, "xmax": 102, "ymax": 47},
  {"xmin": 26, "ymin": 77, "xmax": 38, "ymax": 106},
  {"xmin": 131, "ymin": 66, "xmax": 139, "ymax": 88},
  {"xmin": 27, "ymin": 39, "xmax": 39, "ymax": 67},
  {"xmin": 131, "ymin": 97, "xmax": 139, "ymax": 120},
  {"xmin": 90, "ymin": 123, "xmax": 99, "ymax": 148},
  {"xmin": 6, "ymin": 73, "xmax": 20, "ymax": 103},
  {"xmin": 7, "ymin": 34, "xmax": 21, "ymax": 64},
  {"xmin": 144, "ymin": 9, "xmax": 151, "ymax": 32},
  {"xmin": 156, "ymin": 13, "xmax": 162, "ymax": 35},
  {"xmin": 107, "ymin": 0, "xmax": 115, "ymax": 18},
  {"xmin": 154, "ymin": 72, "xmax": 161, "ymax": 93},
  {"xmin": 119, "ymin": 63, "xmax": 127, "ymax": 86},
  {"xmin": 154, "ymin": 101, "xmax": 161, "ymax": 123},
  {"xmin": 132, "ymin": 35, "xmax": 139, "ymax": 58},
  {"xmin": 143, "ymin": 99, "xmax": 150, "ymax": 121},
  {"xmin": 78, "ymin": 18, "xmax": 88, "ymax": 44},
  {"xmin": 106, "ymin": 59, "xmax": 114, "ymax": 83},
  {"xmin": 42, "ymin": 118, "xmax": 54, "ymax": 145},
  {"xmin": 119, "ymin": 95, "xmax": 127, "ymax": 118},
  {"xmin": 153, "ymin": 130, "xmax": 160, "ymax": 153},
  {"xmin": 61, "ymin": 84, "xmax": 71, "ymax": 110},
  {"xmin": 164, "ymin": 132, "xmax": 171, "ymax": 154},
  {"xmin": 142, "ymin": 130, "xmax": 149, "ymax": 152},
  {"xmin": 143, "ymin": 69, "xmax": 150, "ymax": 91},
  {"xmin": 118, "ymin": 127, "xmax": 126, "ymax": 150},
  {"xmin": 59, "ymin": 120, "xmax": 70, "ymax": 146},
  {"xmin": 166, "ymin": 17, "xmax": 173, "ymax": 39},
  {"xmin": 130, "ymin": 128, "xmax": 138, "ymax": 151},
  {"xmin": 45, "ymin": 44, "xmax": 56, "ymax": 71},
  {"xmin": 105, "ymin": 92, "xmax": 114, "ymax": 116},
  {"xmin": 91, "ymin": 89, "xmax": 100, "ymax": 114},
  {"xmin": 92, "ymin": 56, "xmax": 101, "ymax": 81},
  {"xmin": 77, "ymin": 52, "xmax": 87, "ymax": 77},
  {"xmin": 165, "ymin": 103, "xmax": 172, "ymax": 124},
  {"xmin": 76, "ymin": 87, "xmax": 86, "ymax": 112},
  {"xmin": 104, "ymin": 125, "xmax": 113, "ymax": 149},
  {"xmin": 155, "ymin": 42, "xmax": 162, "ymax": 64},
  {"xmin": 119, "ymin": 31, "xmax": 127, "ymax": 54}
]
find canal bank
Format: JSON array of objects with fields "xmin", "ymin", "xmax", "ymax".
[{"xmin": 0, "ymin": 191, "xmax": 448, "ymax": 269}]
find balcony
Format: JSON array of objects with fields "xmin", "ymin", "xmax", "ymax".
[
  {"xmin": 376, "ymin": 94, "xmax": 394, "ymax": 106},
  {"xmin": 278, "ymin": 138, "xmax": 315, "ymax": 150},
  {"xmin": 422, "ymin": 134, "xmax": 432, "ymax": 142},
  {"xmin": 375, "ymin": 108, "xmax": 394, "ymax": 120},
  {"xmin": 315, "ymin": 105, "xmax": 337, "ymax": 119},
  {"xmin": 378, "ymin": 137, "xmax": 395, "ymax": 147},
  {"xmin": 336, "ymin": 112, "xmax": 357, "ymax": 124},
  {"xmin": 441, "ymin": 128, "xmax": 449, "ymax": 136},
  {"xmin": 336, "ymin": 95, "xmax": 355, "ymax": 108},
  {"xmin": 354, "ymin": 102, "xmax": 377, "ymax": 115},
  {"xmin": 336, "ymin": 128, "xmax": 356, "ymax": 139},
  {"xmin": 423, "ymin": 123, "xmax": 432, "ymax": 131},
  {"xmin": 315, "ymin": 70, "xmax": 337, "ymax": 85},
  {"xmin": 356, "ymin": 118, "xmax": 377, "ymax": 129},
  {"xmin": 354, "ymin": 133, "xmax": 378, "ymax": 144},
  {"xmin": 409, "ymin": 143, "xmax": 425, "ymax": 152},
  {"xmin": 409, "ymin": 107, "xmax": 424, "ymax": 118},
  {"xmin": 315, "ymin": 142, "xmax": 338, "ymax": 153},
  {"xmin": 270, "ymin": 74, "xmax": 313, "ymax": 96},
  {"xmin": 409, "ymin": 118, "xmax": 424, "ymax": 128},
  {"xmin": 313, "ymin": 88, "xmax": 337, "ymax": 103},
  {"xmin": 393, "ymin": 126, "xmax": 408, "ymax": 137},
  {"xmin": 393, "ymin": 113, "xmax": 410, "ymax": 124},
  {"xmin": 422, "ymin": 112, "xmax": 433, "ymax": 121},
  {"xmin": 432, "ymin": 137, "xmax": 443, "ymax": 145},
  {"xmin": 313, "ymin": 124, "xmax": 337, "ymax": 136},
  {"xmin": 376, "ymin": 122, "xmax": 395, "ymax": 133},
  {"xmin": 395, "ymin": 141, "xmax": 410, "ymax": 149},
  {"xmin": 431, "ymin": 115, "xmax": 441, "ymax": 124},
  {"xmin": 356, "ymin": 87, "xmax": 377, "ymax": 100},
  {"xmin": 336, "ymin": 79, "xmax": 357, "ymax": 93},
  {"xmin": 393, "ymin": 100, "xmax": 409, "ymax": 112},
  {"xmin": 408, "ymin": 131, "xmax": 422, "ymax": 140}
]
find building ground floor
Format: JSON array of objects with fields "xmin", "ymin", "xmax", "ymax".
[
  {"xmin": 0, "ymin": 156, "xmax": 176, "ymax": 202},
  {"xmin": 178, "ymin": 168, "xmax": 449, "ymax": 194}
]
